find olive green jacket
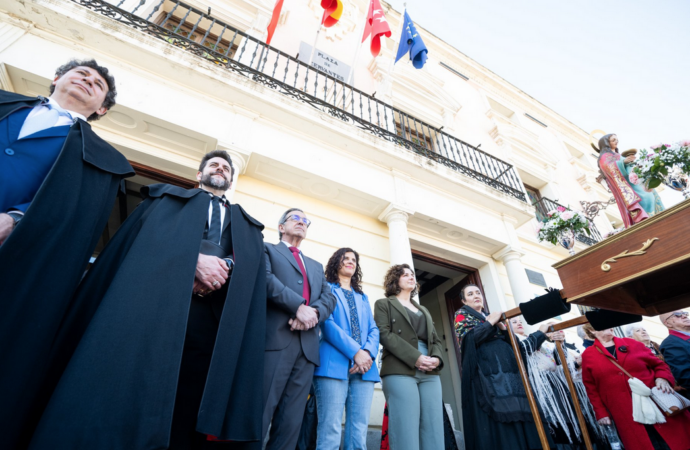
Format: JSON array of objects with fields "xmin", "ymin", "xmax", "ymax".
[{"xmin": 374, "ymin": 296, "xmax": 445, "ymax": 377}]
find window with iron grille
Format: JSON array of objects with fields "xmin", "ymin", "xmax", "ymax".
[{"xmin": 154, "ymin": 16, "xmax": 238, "ymax": 61}]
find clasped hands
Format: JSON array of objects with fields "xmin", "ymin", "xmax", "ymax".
[
  {"xmin": 349, "ymin": 349, "xmax": 373, "ymax": 375},
  {"xmin": 415, "ymin": 354, "xmax": 440, "ymax": 372},
  {"xmin": 288, "ymin": 304, "xmax": 319, "ymax": 331},
  {"xmin": 193, "ymin": 254, "xmax": 229, "ymax": 296}
]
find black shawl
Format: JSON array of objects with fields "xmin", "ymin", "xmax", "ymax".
[
  {"xmin": 29, "ymin": 184, "xmax": 266, "ymax": 449},
  {"xmin": 0, "ymin": 90, "xmax": 134, "ymax": 449}
]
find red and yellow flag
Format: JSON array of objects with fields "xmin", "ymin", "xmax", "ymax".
[
  {"xmin": 320, "ymin": 0, "xmax": 343, "ymax": 28},
  {"xmin": 266, "ymin": 0, "xmax": 284, "ymax": 45}
]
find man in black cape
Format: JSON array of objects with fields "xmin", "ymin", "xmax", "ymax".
[
  {"xmin": 30, "ymin": 151, "xmax": 266, "ymax": 450},
  {"xmin": 0, "ymin": 59, "xmax": 134, "ymax": 449}
]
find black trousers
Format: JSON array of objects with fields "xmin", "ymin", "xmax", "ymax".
[
  {"xmin": 262, "ymin": 336, "xmax": 315, "ymax": 450},
  {"xmin": 170, "ymin": 296, "xmax": 231, "ymax": 450}
]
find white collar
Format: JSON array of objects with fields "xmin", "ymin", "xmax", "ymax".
[{"xmin": 46, "ymin": 97, "xmax": 87, "ymax": 123}]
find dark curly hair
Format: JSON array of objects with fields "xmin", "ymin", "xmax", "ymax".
[
  {"xmin": 49, "ymin": 59, "xmax": 117, "ymax": 121},
  {"xmin": 325, "ymin": 248, "xmax": 363, "ymax": 294},
  {"xmin": 383, "ymin": 264, "xmax": 419, "ymax": 298}
]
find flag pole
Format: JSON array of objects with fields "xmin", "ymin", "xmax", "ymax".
[
  {"xmin": 309, "ymin": 10, "xmax": 328, "ymax": 66},
  {"xmin": 346, "ymin": 2, "xmax": 369, "ymax": 86},
  {"xmin": 386, "ymin": 2, "xmax": 406, "ymax": 75}
]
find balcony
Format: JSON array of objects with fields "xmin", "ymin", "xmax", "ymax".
[
  {"xmin": 533, "ymin": 197, "xmax": 603, "ymax": 246},
  {"xmin": 71, "ymin": 0, "xmax": 526, "ymax": 202}
]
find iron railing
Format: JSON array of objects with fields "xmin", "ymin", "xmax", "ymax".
[
  {"xmin": 533, "ymin": 197, "xmax": 602, "ymax": 246},
  {"xmin": 71, "ymin": 0, "xmax": 527, "ymax": 201}
]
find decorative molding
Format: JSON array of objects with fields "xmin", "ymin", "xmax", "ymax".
[
  {"xmin": 0, "ymin": 63, "xmax": 15, "ymax": 92},
  {"xmin": 378, "ymin": 202, "xmax": 415, "ymax": 225}
]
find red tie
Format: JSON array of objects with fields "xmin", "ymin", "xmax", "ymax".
[{"xmin": 289, "ymin": 246, "xmax": 310, "ymax": 305}]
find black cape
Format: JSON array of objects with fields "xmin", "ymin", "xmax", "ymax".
[
  {"xmin": 29, "ymin": 184, "xmax": 266, "ymax": 450},
  {"xmin": 0, "ymin": 91, "xmax": 134, "ymax": 449},
  {"xmin": 459, "ymin": 305, "xmax": 553, "ymax": 450}
]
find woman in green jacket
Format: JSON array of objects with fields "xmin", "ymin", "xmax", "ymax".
[{"xmin": 374, "ymin": 264, "xmax": 445, "ymax": 450}]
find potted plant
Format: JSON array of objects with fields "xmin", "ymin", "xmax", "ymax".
[{"xmin": 537, "ymin": 206, "xmax": 591, "ymax": 255}]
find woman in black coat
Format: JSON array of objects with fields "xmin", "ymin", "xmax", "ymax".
[{"xmin": 454, "ymin": 284, "xmax": 553, "ymax": 450}]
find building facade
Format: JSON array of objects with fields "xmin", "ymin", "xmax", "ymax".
[{"xmin": 2, "ymin": 0, "xmax": 683, "ymax": 441}]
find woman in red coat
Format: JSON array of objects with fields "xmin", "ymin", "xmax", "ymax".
[{"xmin": 582, "ymin": 328, "xmax": 690, "ymax": 450}]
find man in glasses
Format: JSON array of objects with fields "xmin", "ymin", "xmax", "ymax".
[
  {"xmin": 262, "ymin": 208, "xmax": 336, "ymax": 450},
  {"xmin": 660, "ymin": 310, "xmax": 690, "ymax": 399},
  {"xmin": 30, "ymin": 151, "xmax": 267, "ymax": 449}
]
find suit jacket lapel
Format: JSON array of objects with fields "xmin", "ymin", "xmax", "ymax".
[
  {"xmin": 276, "ymin": 242, "xmax": 302, "ymax": 274},
  {"xmin": 221, "ymin": 202, "xmax": 232, "ymax": 235},
  {"xmin": 389, "ymin": 296, "xmax": 412, "ymax": 327}
]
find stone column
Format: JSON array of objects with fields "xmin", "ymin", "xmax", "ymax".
[
  {"xmin": 218, "ymin": 144, "xmax": 250, "ymax": 203},
  {"xmin": 493, "ymin": 246, "xmax": 533, "ymax": 307},
  {"xmin": 378, "ymin": 204, "xmax": 415, "ymax": 269}
]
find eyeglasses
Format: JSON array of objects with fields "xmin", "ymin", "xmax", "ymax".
[
  {"xmin": 665, "ymin": 312, "xmax": 689, "ymax": 324},
  {"xmin": 285, "ymin": 214, "xmax": 311, "ymax": 227}
]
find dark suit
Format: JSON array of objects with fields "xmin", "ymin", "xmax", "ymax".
[
  {"xmin": 0, "ymin": 104, "xmax": 69, "ymax": 213},
  {"xmin": 661, "ymin": 331, "xmax": 690, "ymax": 399},
  {"xmin": 263, "ymin": 242, "xmax": 336, "ymax": 450}
]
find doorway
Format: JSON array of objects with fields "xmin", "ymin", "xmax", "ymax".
[{"xmin": 412, "ymin": 250, "xmax": 484, "ymax": 433}]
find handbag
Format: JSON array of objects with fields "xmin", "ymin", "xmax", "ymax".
[{"xmin": 597, "ymin": 346, "xmax": 690, "ymax": 417}]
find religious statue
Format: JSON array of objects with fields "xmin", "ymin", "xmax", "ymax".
[{"xmin": 594, "ymin": 133, "xmax": 664, "ymax": 228}]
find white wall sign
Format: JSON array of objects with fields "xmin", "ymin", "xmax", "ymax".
[{"xmin": 298, "ymin": 41, "xmax": 351, "ymax": 83}]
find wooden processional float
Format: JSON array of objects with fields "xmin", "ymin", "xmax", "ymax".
[{"xmin": 503, "ymin": 198, "xmax": 690, "ymax": 449}]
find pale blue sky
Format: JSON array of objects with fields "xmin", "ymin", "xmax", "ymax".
[{"xmin": 385, "ymin": 0, "xmax": 690, "ymax": 150}]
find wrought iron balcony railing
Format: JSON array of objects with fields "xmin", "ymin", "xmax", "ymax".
[
  {"xmin": 71, "ymin": 0, "xmax": 527, "ymax": 202},
  {"xmin": 533, "ymin": 197, "xmax": 603, "ymax": 246}
]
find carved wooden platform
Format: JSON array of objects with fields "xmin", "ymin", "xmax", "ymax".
[{"xmin": 554, "ymin": 199, "xmax": 690, "ymax": 316}]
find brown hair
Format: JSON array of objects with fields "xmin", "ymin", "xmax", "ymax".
[
  {"xmin": 325, "ymin": 248, "xmax": 363, "ymax": 294},
  {"xmin": 383, "ymin": 264, "xmax": 419, "ymax": 298}
]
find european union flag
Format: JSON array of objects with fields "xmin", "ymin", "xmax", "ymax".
[{"xmin": 394, "ymin": 10, "xmax": 428, "ymax": 69}]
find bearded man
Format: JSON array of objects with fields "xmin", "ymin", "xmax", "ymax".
[{"xmin": 30, "ymin": 150, "xmax": 266, "ymax": 450}]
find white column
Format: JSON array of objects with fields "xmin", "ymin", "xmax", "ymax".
[
  {"xmin": 218, "ymin": 144, "xmax": 250, "ymax": 203},
  {"xmin": 493, "ymin": 246, "xmax": 533, "ymax": 307},
  {"xmin": 378, "ymin": 203, "xmax": 415, "ymax": 269}
]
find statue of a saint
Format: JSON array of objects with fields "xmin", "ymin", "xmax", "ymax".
[{"xmin": 595, "ymin": 133, "xmax": 664, "ymax": 228}]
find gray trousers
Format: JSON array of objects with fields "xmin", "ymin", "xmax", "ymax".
[
  {"xmin": 262, "ymin": 336, "xmax": 315, "ymax": 450},
  {"xmin": 381, "ymin": 342, "xmax": 443, "ymax": 450}
]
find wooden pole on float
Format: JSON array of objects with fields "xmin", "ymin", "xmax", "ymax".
[
  {"xmin": 549, "ymin": 315, "xmax": 593, "ymax": 450},
  {"xmin": 502, "ymin": 307, "xmax": 550, "ymax": 450}
]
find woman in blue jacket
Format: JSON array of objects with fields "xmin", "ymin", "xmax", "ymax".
[{"xmin": 313, "ymin": 247, "xmax": 380, "ymax": 450}]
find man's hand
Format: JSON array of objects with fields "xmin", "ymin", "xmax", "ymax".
[
  {"xmin": 0, "ymin": 213, "xmax": 15, "ymax": 244},
  {"xmin": 195, "ymin": 254, "xmax": 229, "ymax": 291},
  {"xmin": 349, "ymin": 350, "xmax": 373, "ymax": 374},
  {"xmin": 193, "ymin": 279, "xmax": 207, "ymax": 296},
  {"xmin": 296, "ymin": 304, "xmax": 318, "ymax": 329},
  {"xmin": 289, "ymin": 318, "xmax": 308, "ymax": 331}
]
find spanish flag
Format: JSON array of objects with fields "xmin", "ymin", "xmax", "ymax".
[{"xmin": 321, "ymin": 0, "xmax": 343, "ymax": 28}]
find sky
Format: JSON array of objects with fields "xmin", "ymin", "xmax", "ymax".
[{"xmin": 384, "ymin": 0, "xmax": 690, "ymax": 150}]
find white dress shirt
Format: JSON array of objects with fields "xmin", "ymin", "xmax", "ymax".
[{"xmin": 17, "ymin": 98, "xmax": 86, "ymax": 140}]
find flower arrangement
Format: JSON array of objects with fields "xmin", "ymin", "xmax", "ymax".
[
  {"xmin": 631, "ymin": 141, "xmax": 690, "ymax": 189},
  {"xmin": 536, "ymin": 206, "xmax": 591, "ymax": 246}
]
